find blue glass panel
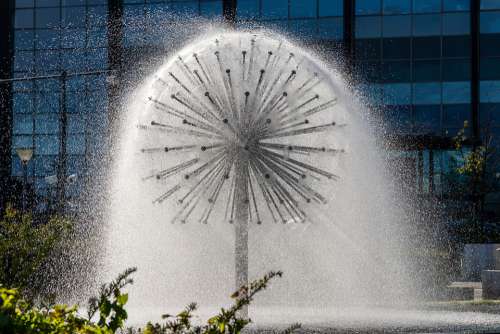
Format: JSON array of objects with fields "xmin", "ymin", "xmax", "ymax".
[
  {"xmin": 443, "ymin": 59, "xmax": 470, "ymax": 81},
  {"xmin": 414, "ymin": 105, "xmax": 441, "ymax": 134},
  {"xmin": 383, "ymin": 15, "xmax": 411, "ymax": 37},
  {"xmin": 67, "ymin": 135, "xmax": 86, "ymax": 154},
  {"xmin": 443, "ymin": 12, "xmax": 470, "ymax": 35},
  {"xmin": 13, "ymin": 114, "xmax": 33, "ymax": 135},
  {"xmin": 480, "ymin": 34, "xmax": 500, "ymax": 56},
  {"xmin": 62, "ymin": 28, "xmax": 86, "ymax": 48},
  {"xmin": 34, "ymin": 155, "xmax": 56, "ymax": 177},
  {"xmin": 86, "ymin": 48, "xmax": 108, "ymax": 70},
  {"xmin": 318, "ymin": 17, "xmax": 343, "ymax": 39},
  {"xmin": 200, "ymin": 1, "xmax": 222, "ymax": 18},
  {"xmin": 13, "ymin": 93, "xmax": 34, "ymax": 113},
  {"xmin": 413, "ymin": 14, "xmax": 441, "ymax": 36},
  {"xmin": 356, "ymin": 16, "xmax": 382, "ymax": 38},
  {"xmin": 319, "ymin": 0, "xmax": 343, "ymax": 16},
  {"xmin": 481, "ymin": 11, "xmax": 500, "ymax": 33},
  {"xmin": 480, "ymin": 80, "xmax": 500, "ymax": 102},
  {"xmin": 442, "ymin": 81, "xmax": 470, "ymax": 103},
  {"xmin": 443, "ymin": 0, "xmax": 470, "ymax": 11},
  {"xmin": 413, "ymin": 36, "xmax": 441, "ymax": 58},
  {"xmin": 62, "ymin": 6, "xmax": 86, "ymax": 27},
  {"xmin": 413, "ymin": 82, "xmax": 442, "ymax": 104},
  {"xmin": 35, "ymin": 135, "xmax": 59, "ymax": 155},
  {"xmin": 14, "ymin": 50, "xmax": 34, "ymax": 72},
  {"xmin": 383, "ymin": 83, "xmax": 411, "ymax": 105},
  {"xmin": 481, "ymin": 0, "xmax": 500, "ymax": 9},
  {"xmin": 88, "ymin": 5, "xmax": 108, "ymax": 27},
  {"xmin": 36, "ymin": 0, "xmax": 59, "ymax": 6},
  {"xmin": 66, "ymin": 92, "xmax": 86, "ymax": 113},
  {"xmin": 443, "ymin": 104, "xmax": 470, "ymax": 127},
  {"xmin": 61, "ymin": 49, "xmax": 88, "ymax": 71},
  {"xmin": 37, "ymin": 78, "xmax": 59, "ymax": 92},
  {"xmin": 15, "ymin": 30, "xmax": 34, "ymax": 50},
  {"xmin": 88, "ymin": 29, "xmax": 108, "ymax": 47},
  {"xmin": 237, "ymin": 0, "xmax": 259, "ymax": 18},
  {"xmin": 383, "ymin": 0, "xmax": 411, "ymax": 14},
  {"xmin": 290, "ymin": 0, "xmax": 316, "ymax": 18},
  {"xmin": 356, "ymin": 38, "xmax": 381, "ymax": 59},
  {"xmin": 66, "ymin": 155, "xmax": 85, "ymax": 175},
  {"xmin": 262, "ymin": 0, "xmax": 288, "ymax": 19},
  {"xmin": 414, "ymin": 0, "xmax": 441, "ymax": 13},
  {"xmin": 68, "ymin": 114, "xmax": 86, "ymax": 134},
  {"xmin": 481, "ymin": 57, "xmax": 500, "ymax": 80},
  {"xmin": 36, "ymin": 7, "xmax": 60, "ymax": 29},
  {"xmin": 16, "ymin": 0, "xmax": 34, "ymax": 8},
  {"xmin": 383, "ymin": 105, "xmax": 412, "ymax": 132},
  {"xmin": 413, "ymin": 60, "xmax": 441, "ymax": 82},
  {"xmin": 36, "ymin": 92, "xmax": 60, "ymax": 114},
  {"xmin": 480, "ymin": 103, "xmax": 500, "ymax": 126},
  {"xmin": 36, "ymin": 29, "xmax": 60, "ymax": 49},
  {"xmin": 288, "ymin": 19, "xmax": 317, "ymax": 38},
  {"xmin": 170, "ymin": 1, "xmax": 199, "ymax": 16},
  {"xmin": 356, "ymin": 0, "xmax": 381, "ymax": 15},
  {"xmin": 443, "ymin": 35, "xmax": 470, "ymax": 57},
  {"xmin": 35, "ymin": 114, "xmax": 59, "ymax": 134},
  {"xmin": 15, "ymin": 9, "xmax": 34, "ymax": 29},
  {"xmin": 63, "ymin": 0, "xmax": 86, "ymax": 5},
  {"xmin": 12, "ymin": 135, "xmax": 33, "ymax": 152},
  {"xmin": 35, "ymin": 50, "xmax": 60, "ymax": 73},
  {"xmin": 382, "ymin": 61, "xmax": 411, "ymax": 82}
]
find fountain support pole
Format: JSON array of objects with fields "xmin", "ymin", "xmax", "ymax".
[{"xmin": 234, "ymin": 153, "xmax": 249, "ymax": 318}]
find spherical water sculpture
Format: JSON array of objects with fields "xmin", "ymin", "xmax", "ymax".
[{"xmin": 140, "ymin": 32, "xmax": 345, "ymax": 227}]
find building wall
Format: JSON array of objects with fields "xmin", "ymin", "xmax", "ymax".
[{"xmin": 3, "ymin": 0, "xmax": 500, "ymax": 211}]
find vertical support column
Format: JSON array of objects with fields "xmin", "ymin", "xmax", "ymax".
[
  {"xmin": 234, "ymin": 154, "xmax": 249, "ymax": 318},
  {"xmin": 471, "ymin": 0, "xmax": 480, "ymax": 145},
  {"xmin": 343, "ymin": 0, "xmax": 355, "ymax": 74},
  {"xmin": 0, "ymin": 0, "xmax": 14, "ymax": 213},
  {"xmin": 57, "ymin": 71, "xmax": 68, "ymax": 213},
  {"xmin": 429, "ymin": 149, "xmax": 434, "ymax": 194},
  {"xmin": 107, "ymin": 0, "xmax": 123, "ymax": 128},
  {"xmin": 223, "ymin": 0, "xmax": 237, "ymax": 27}
]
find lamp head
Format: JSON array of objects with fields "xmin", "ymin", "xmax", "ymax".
[{"xmin": 16, "ymin": 147, "xmax": 33, "ymax": 165}]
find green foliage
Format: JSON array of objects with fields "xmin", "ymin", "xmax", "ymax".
[
  {"xmin": 0, "ymin": 268, "xmax": 297, "ymax": 334},
  {"xmin": 0, "ymin": 204, "xmax": 73, "ymax": 297},
  {"xmin": 0, "ymin": 268, "xmax": 136, "ymax": 334}
]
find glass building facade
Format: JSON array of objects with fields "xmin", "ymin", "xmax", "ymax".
[{"xmin": 1, "ymin": 0, "xmax": 500, "ymax": 212}]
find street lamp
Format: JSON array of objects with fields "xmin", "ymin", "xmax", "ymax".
[{"xmin": 15, "ymin": 147, "xmax": 33, "ymax": 214}]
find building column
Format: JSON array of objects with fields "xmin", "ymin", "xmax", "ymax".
[
  {"xmin": 0, "ymin": 0, "xmax": 14, "ymax": 213},
  {"xmin": 343, "ymin": 0, "xmax": 355, "ymax": 74},
  {"xmin": 223, "ymin": 0, "xmax": 237, "ymax": 27},
  {"xmin": 107, "ymin": 0, "xmax": 124, "ymax": 129},
  {"xmin": 471, "ymin": 0, "xmax": 480, "ymax": 144}
]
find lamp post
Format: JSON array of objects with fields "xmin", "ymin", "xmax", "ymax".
[{"xmin": 15, "ymin": 147, "xmax": 33, "ymax": 214}]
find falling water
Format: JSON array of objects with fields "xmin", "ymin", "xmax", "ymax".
[{"xmin": 102, "ymin": 30, "xmax": 500, "ymax": 330}]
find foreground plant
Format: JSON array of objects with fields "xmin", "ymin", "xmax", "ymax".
[
  {"xmin": 0, "ymin": 268, "xmax": 298, "ymax": 334},
  {"xmin": 141, "ymin": 270, "xmax": 300, "ymax": 334}
]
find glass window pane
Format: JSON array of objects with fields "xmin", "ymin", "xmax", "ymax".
[
  {"xmin": 36, "ymin": 29, "xmax": 60, "ymax": 49},
  {"xmin": 481, "ymin": 0, "xmax": 500, "ymax": 9},
  {"xmin": 15, "ymin": 30, "xmax": 34, "ymax": 50},
  {"xmin": 413, "ymin": 82, "xmax": 442, "ymax": 104},
  {"xmin": 480, "ymin": 80, "xmax": 500, "ymax": 102},
  {"xmin": 382, "ymin": 61, "xmax": 411, "ymax": 82},
  {"xmin": 356, "ymin": 0, "xmax": 381, "ymax": 15},
  {"xmin": 15, "ymin": 9, "xmax": 34, "ymax": 29},
  {"xmin": 62, "ymin": 28, "xmax": 86, "ymax": 49},
  {"xmin": 356, "ymin": 38, "xmax": 381, "ymax": 59},
  {"xmin": 35, "ymin": 135, "xmax": 59, "ymax": 155},
  {"xmin": 16, "ymin": 0, "xmax": 34, "ymax": 8},
  {"xmin": 443, "ymin": 81, "xmax": 470, "ymax": 103},
  {"xmin": 319, "ymin": 0, "xmax": 343, "ymax": 17},
  {"xmin": 383, "ymin": 15, "xmax": 411, "ymax": 37},
  {"xmin": 36, "ymin": 92, "xmax": 60, "ymax": 114},
  {"xmin": 383, "ymin": 83, "xmax": 411, "ymax": 104},
  {"xmin": 13, "ymin": 114, "xmax": 33, "ymax": 135},
  {"xmin": 237, "ymin": 0, "xmax": 259, "ymax": 18},
  {"xmin": 443, "ymin": 12, "xmax": 470, "ymax": 35},
  {"xmin": 443, "ymin": 59, "xmax": 471, "ymax": 81},
  {"xmin": 12, "ymin": 135, "xmax": 34, "ymax": 153},
  {"xmin": 62, "ymin": 6, "xmax": 86, "ymax": 27},
  {"xmin": 413, "ymin": 60, "xmax": 441, "ymax": 82},
  {"xmin": 67, "ymin": 135, "xmax": 86, "ymax": 154},
  {"xmin": 36, "ymin": 0, "xmax": 59, "ymax": 7},
  {"xmin": 88, "ymin": 5, "xmax": 108, "ymax": 27},
  {"xmin": 481, "ymin": 57, "xmax": 500, "ymax": 80},
  {"xmin": 356, "ymin": 16, "xmax": 382, "ymax": 38},
  {"xmin": 383, "ymin": 0, "xmax": 411, "ymax": 14},
  {"xmin": 481, "ymin": 11, "xmax": 500, "ymax": 33},
  {"xmin": 288, "ymin": 19, "xmax": 317, "ymax": 38},
  {"xmin": 413, "ymin": 37, "xmax": 441, "ymax": 58},
  {"xmin": 444, "ymin": 0, "xmax": 470, "ymax": 11},
  {"xmin": 36, "ymin": 7, "xmax": 60, "ymax": 29},
  {"xmin": 413, "ymin": 14, "xmax": 442, "ymax": 36},
  {"xmin": 35, "ymin": 49, "xmax": 60, "ymax": 73},
  {"xmin": 290, "ymin": 0, "xmax": 316, "ymax": 18},
  {"xmin": 262, "ymin": 0, "xmax": 288, "ymax": 19},
  {"xmin": 443, "ymin": 104, "xmax": 470, "ymax": 127},
  {"xmin": 14, "ymin": 50, "xmax": 34, "ymax": 72},
  {"xmin": 383, "ymin": 38, "xmax": 411, "ymax": 58},
  {"xmin": 318, "ymin": 17, "xmax": 343, "ymax": 39},
  {"xmin": 443, "ymin": 35, "xmax": 471, "ymax": 57},
  {"xmin": 13, "ymin": 93, "xmax": 34, "ymax": 114},
  {"xmin": 414, "ymin": 105, "xmax": 441, "ymax": 134},
  {"xmin": 200, "ymin": 1, "xmax": 222, "ymax": 18},
  {"xmin": 414, "ymin": 0, "xmax": 441, "ymax": 13},
  {"xmin": 35, "ymin": 114, "xmax": 59, "ymax": 134},
  {"xmin": 170, "ymin": 1, "xmax": 198, "ymax": 16},
  {"xmin": 481, "ymin": 34, "xmax": 500, "ymax": 56}
]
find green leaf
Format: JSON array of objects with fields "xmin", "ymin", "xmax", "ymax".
[{"xmin": 116, "ymin": 293, "xmax": 128, "ymax": 306}]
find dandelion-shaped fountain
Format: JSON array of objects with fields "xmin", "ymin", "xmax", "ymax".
[{"xmin": 138, "ymin": 32, "xmax": 345, "ymax": 306}]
